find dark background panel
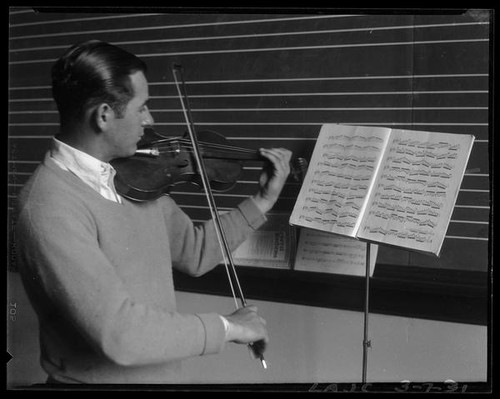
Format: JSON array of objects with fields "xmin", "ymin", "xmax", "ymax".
[{"xmin": 8, "ymin": 10, "xmax": 491, "ymax": 323}]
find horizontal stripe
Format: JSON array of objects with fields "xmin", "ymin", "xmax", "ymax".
[
  {"xmin": 460, "ymin": 189, "xmax": 490, "ymax": 193},
  {"xmin": 138, "ymin": 38, "xmax": 490, "ymax": 58},
  {"xmin": 9, "ymin": 98, "xmax": 53, "ymax": 102},
  {"xmin": 8, "ymin": 9, "xmax": 33, "ymax": 15},
  {"xmin": 9, "ymin": 12, "xmax": 162, "ymax": 28},
  {"xmin": 7, "ymin": 171, "xmax": 32, "ymax": 176},
  {"xmin": 8, "ymin": 122, "xmax": 490, "ymax": 127},
  {"xmin": 10, "ymin": 21, "xmax": 489, "ymax": 53},
  {"xmin": 151, "ymin": 73, "xmax": 490, "ymax": 85},
  {"xmin": 149, "ymin": 91, "xmax": 489, "ymax": 98},
  {"xmin": 9, "ymin": 38, "xmax": 489, "ymax": 65},
  {"xmin": 177, "ymin": 203, "xmax": 490, "ymax": 217},
  {"xmin": 9, "ymin": 73, "xmax": 489, "ymax": 91},
  {"xmin": 170, "ymin": 190, "xmax": 298, "ymax": 200},
  {"xmin": 9, "ymin": 183, "xmax": 486, "ymax": 197},
  {"xmin": 5, "ymin": 190, "xmax": 491, "ymax": 218},
  {"xmin": 9, "ymin": 91, "xmax": 489, "ymax": 103},
  {"xmin": 449, "ymin": 219, "xmax": 489, "ymax": 225},
  {"xmin": 6, "ymin": 170, "xmax": 489, "ymax": 185},
  {"xmin": 148, "ymin": 107, "xmax": 489, "ymax": 111},
  {"xmin": 455, "ymin": 204, "xmax": 490, "ymax": 209},
  {"xmin": 9, "ymin": 14, "xmax": 352, "ymax": 40},
  {"xmin": 6, "ymin": 136, "xmax": 490, "ymax": 144},
  {"xmin": 444, "ymin": 235, "xmax": 489, "ymax": 241},
  {"xmin": 9, "ymin": 105, "xmax": 489, "ymax": 115}
]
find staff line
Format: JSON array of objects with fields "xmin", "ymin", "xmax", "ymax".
[
  {"xmin": 8, "ymin": 122, "xmax": 490, "ymax": 127},
  {"xmin": 9, "ymin": 14, "xmax": 354, "ymax": 40},
  {"xmin": 9, "ymin": 38, "xmax": 489, "ymax": 65},
  {"xmin": 10, "ymin": 21, "xmax": 489, "ymax": 53},
  {"xmin": 8, "ymin": 106, "xmax": 489, "ymax": 115},
  {"xmin": 9, "ymin": 91, "xmax": 489, "ymax": 103},
  {"xmin": 9, "ymin": 74, "xmax": 489, "ymax": 91}
]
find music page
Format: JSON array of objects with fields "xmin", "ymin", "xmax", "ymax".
[
  {"xmin": 290, "ymin": 124, "xmax": 391, "ymax": 236},
  {"xmin": 232, "ymin": 213, "xmax": 292, "ymax": 269},
  {"xmin": 358, "ymin": 129, "xmax": 474, "ymax": 255},
  {"xmin": 294, "ymin": 228, "xmax": 378, "ymax": 276}
]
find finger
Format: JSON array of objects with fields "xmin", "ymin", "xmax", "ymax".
[
  {"xmin": 260, "ymin": 148, "xmax": 291, "ymax": 162},
  {"xmin": 259, "ymin": 150, "xmax": 282, "ymax": 173},
  {"xmin": 251, "ymin": 339, "xmax": 267, "ymax": 355},
  {"xmin": 248, "ymin": 345, "xmax": 258, "ymax": 359},
  {"xmin": 259, "ymin": 148, "xmax": 291, "ymax": 173}
]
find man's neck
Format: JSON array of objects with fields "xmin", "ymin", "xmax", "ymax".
[{"xmin": 56, "ymin": 128, "xmax": 109, "ymax": 163}]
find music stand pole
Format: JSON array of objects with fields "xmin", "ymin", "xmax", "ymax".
[{"xmin": 362, "ymin": 242, "xmax": 371, "ymax": 383}]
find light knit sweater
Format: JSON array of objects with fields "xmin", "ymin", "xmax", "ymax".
[{"xmin": 15, "ymin": 154, "xmax": 267, "ymax": 384}]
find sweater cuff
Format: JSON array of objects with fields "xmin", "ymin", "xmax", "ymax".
[
  {"xmin": 195, "ymin": 313, "xmax": 227, "ymax": 355},
  {"xmin": 237, "ymin": 197, "xmax": 267, "ymax": 230}
]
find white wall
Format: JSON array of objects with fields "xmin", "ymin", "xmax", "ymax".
[
  {"xmin": 7, "ymin": 272, "xmax": 487, "ymax": 387},
  {"xmin": 176, "ymin": 292, "xmax": 487, "ymax": 384}
]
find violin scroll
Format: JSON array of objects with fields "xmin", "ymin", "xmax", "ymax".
[{"xmin": 290, "ymin": 157, "xmax": 308, "ymax": 183}]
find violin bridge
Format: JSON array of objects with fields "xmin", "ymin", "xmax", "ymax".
[{"xmin": 172, "ymin": 140, "xmax": 181, "ymax": 155}]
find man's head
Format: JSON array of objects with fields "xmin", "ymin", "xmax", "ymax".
[
  {"xmin": 52, "ymin": 40, "xmax": 154, "ymax": 160},
  {"xmin": 52, "ymin": 40, "xmax": 147, "ymax": 128}
]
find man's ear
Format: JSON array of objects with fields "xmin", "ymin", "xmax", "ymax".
[{"xmin": 93, "ymin": 103, "xmax": 114, "ymax": 132}]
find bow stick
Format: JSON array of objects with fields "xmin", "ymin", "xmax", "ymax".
[{"xmin": 172, "ymin": 64, "xmax": 267, "ymax": 369}]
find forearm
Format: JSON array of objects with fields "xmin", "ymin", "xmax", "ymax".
[
  {"xmin": 168, "ymin": 196, "xmax": 267, "ymax": 276},
  {"xmin": 250, "ymin": 193, "xmax": 275, "ymax": 215}
]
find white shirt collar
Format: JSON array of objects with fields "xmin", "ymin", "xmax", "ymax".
[{"xmin": 50, "ymin": 137, "xmax": 122, "ymax": 203}]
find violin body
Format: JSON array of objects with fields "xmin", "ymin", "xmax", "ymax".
[
  {"xmin": 112, "ymin": 128, "xmax": 248, "ymax": 201},
  {"xmin": 111, "ymin": 127, "xmax": 308, "ymax": 202}
]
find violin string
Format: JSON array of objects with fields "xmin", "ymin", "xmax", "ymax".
[
  {"xmin": 177, "ymin": 137, "xmax": 257, "ymax": 152},
  {"xmin": 141, "ymin": 134, "xmax": 257, "ymax": 153},
  {"xmin": 147, "ymin": 140, "xmax": 257, "ymax": 155},
  {"xmin": 149, "ymin": 148, "xmax": 259, "ymax": 159},
  {"xmin": 137, "ymin": 145, "xmax": 302, "ymax": 174}
]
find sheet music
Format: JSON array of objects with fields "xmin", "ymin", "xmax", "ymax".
[
  {"xmin": 358, "ymin": 129, "xmax": 475, "ymax": 255},
  {"xmin": 294, "ymin": 228, "xmax": 378, "ymax": 276},
  {"xmin": 232, "ymin": 213, "xmax": 292, "ymax": 269},
  {"xmin": 290, "ymin": 124, "xmax": 391, "ymax": 237}
]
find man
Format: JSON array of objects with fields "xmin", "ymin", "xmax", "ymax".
[{"xmin": 15, "ymin": 40, "xmax": 292, "ymax": 384}]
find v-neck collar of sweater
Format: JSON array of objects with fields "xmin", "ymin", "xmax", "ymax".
[{"xmin": 43, "ymin": 154, "xmax": 131, "ymax": 208}]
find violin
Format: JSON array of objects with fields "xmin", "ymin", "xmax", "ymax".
[{"xmin": 111, "ymin": 127, "xmax": 308, "ymax": 202}]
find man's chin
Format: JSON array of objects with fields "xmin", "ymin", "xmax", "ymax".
[
  {"xmin": 126, "ymin": 146, "xmax": 138, "ymax": 158},
  {"xmin": 113, "ymin": 149, "xmax": 137, "ymax": 160}
]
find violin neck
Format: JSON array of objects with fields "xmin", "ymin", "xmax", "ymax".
[
  {"xmin": 200, "ymin": 146, "xmax": 260, "ymax": 161},
  {"xmin": 200, "ymin": 146, "xmax": 308, "ymax": 182}
]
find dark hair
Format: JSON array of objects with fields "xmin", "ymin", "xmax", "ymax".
[{"xmin": 51, "ymin": 40, "xmax": 147, "ymax": 127}]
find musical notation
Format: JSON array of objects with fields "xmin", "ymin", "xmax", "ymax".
[
  {"xmin": 294, "ymin": 228, "xmax": 378, "ymax": 276},
  {"xmin": 359, "ymin": 128, "xmax": 474, "ymax": 254},
  {"xmin": 290, "ymin": 124, "xmax": 474, "ymax": 255},
  {"xmin": 291, "ymin": 124, "xmax": 390, "ymax": 237}
]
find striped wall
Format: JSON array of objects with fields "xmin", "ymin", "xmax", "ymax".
[{"xmin": 8, "ymin": 9, "xmax": 491, "ymax": 272}]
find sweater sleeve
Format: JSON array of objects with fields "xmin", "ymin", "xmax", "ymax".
[
  {"xmin": 16, "ymin": 194, "xmax": 226, "ymax": 367},
  {"xmin": 162, "ymin": 196, "xmax": 267, "ymax": 277}
]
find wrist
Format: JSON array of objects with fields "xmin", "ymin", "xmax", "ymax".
[
  {"xmin": 251, "ymin": 193, "xmax": 274, "ymax": 215},
  {"xmin": 219, "ymin": 315, "xmax": 231, "ymax": 341}
]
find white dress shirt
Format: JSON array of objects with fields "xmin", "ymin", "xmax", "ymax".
[{"xmin": 50, "ymin": 137, "xmax": 122, "ymax": 204}]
